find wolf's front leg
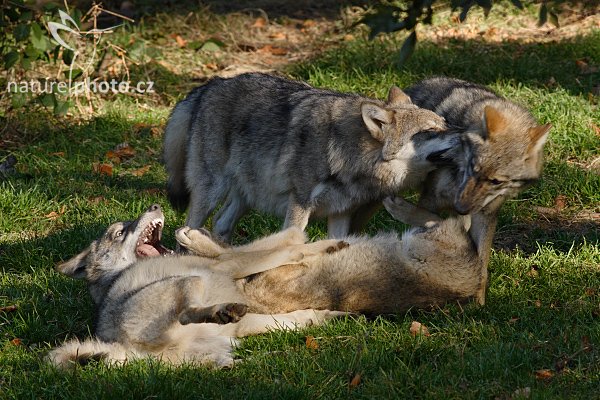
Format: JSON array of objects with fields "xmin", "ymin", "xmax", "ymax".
[
  {"xmin": 178, "ymin": 303, "xmax": 249, "ymax": 325},
  {"xmin": 327, "ymin": 213, "xmax": 352, "ymax": 238},
  {"xmin": 220, "ymin": 309, "xmax": 349, "ymax": 337},
  {"xmin": 283, "ymin": 195, "xmax": 313, "ymax": 232},
  {"xmin": 383, "ymin": 196, "xmax": 443, "ymax": 228}
]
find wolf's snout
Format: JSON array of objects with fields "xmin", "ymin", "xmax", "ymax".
[{"xmin": 453, "ymin": 201, "xmax": 472, "ymax": 215}]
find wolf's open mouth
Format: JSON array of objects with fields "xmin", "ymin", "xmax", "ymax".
[{"xmin": 135, "ymin": 218, "xmax": 173, "ymax": 258}]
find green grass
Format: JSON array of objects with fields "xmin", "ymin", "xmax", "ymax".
[{"xmin": 1, "ymin": 5, "xmax": 599, "ymax": 399}]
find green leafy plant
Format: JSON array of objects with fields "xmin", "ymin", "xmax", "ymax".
[
  {"xmin": 357, "ymin": 0, "xmax": 566, "ymax": 66},
  {"xmin": 1, "ymin": 1, "xmax": 133, "ymax": 116},
  {"xmin": 1, "ymin": 0, "xmax": 79, "ymax": 114}
]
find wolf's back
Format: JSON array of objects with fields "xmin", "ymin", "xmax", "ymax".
[{"xmin": 405, "ymin": 77, "xmax": 500, "ymax": 128}]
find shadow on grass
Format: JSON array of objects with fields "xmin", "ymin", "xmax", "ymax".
[{"xmin": 291, "ymin": 30, "xmax": 600, "ymax": 97}]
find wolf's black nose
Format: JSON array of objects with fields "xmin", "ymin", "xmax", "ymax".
[{"xmin": 149, "ymin": 204, "xmax": 161, "ymax": 212}]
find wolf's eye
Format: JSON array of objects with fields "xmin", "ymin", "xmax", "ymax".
[
  {"xmin": 490, "ymin": 179, "xmax": 502, "ymax": 185},
  {"xmin": 114, "ymin": 230, "xmax": 123, "ymax": 238}
]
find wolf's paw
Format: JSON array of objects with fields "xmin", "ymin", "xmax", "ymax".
[
  {"xmin": 215, "ymin": 303, "xmax": 248, "ymax": 324},
  {"xmin": 175, "ymin": 227, "xmax": 223, "ymax": 257},
  {"xmin": 326, "ymin": 241, "xmax": 350, "ymax": 254}
]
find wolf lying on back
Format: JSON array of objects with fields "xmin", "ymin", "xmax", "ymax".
[
  {"xmin": 49, "ymin": 204, "xmax": 348, "ymax": 368},
  {"xmin": 49, "ymin": 195, "xmax": 483, "ymax": 369},
  {"xmin": 164, "ymin": 72, "xmax": 454, "ymax": 240}
]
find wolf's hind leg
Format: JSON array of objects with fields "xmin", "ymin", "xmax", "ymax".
[
  {"xmin": 212, "ymin": 190, "xmax": 248, "ymax": 243},
  {"xmin": 221, "ymin": 309, "xmax": 349, "ymax": 337},
  {"xmin": 179, "ymin": 303, "xmax": 248, "ymax": 325}
]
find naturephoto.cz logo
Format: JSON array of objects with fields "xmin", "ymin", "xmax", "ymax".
[{"xmin": 6, "ymin": 7, "xmax": 154, "ymax": 97}]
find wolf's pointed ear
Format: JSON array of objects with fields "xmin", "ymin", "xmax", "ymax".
[
  {"xmin": 387, "ymin": 86, "xmax": 411, "ymax": 107},
  {"xmin": 56, "ymin": 248, "xmax": 90, "ymax": 279},
  {"xmin": 362, "ymin": 102, "xmax": 393, "ymax": 141},
  {"xmin": 482, "ymin": 106, "xmax": 507, "ymax": 141},
  {"xmin": 527, "ymin": 123, "xmax": 551, "ymax": 155}
]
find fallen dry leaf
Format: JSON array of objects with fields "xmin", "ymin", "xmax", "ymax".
[
  {"xmin": 252, "ymin": 17, "xmax": 267, "ymax": 28},
  {"xmin": 129, "ymin": 165, "xmax": 151, "ymax": 177},
  {"xmin": 269, "ymin": 32, "xmax": 286, "ymax": 40},
  {"xmin": 349, "ymin": 373, "xmax": 361, "ymax": 388},
  {"xmin": 554, "ymin": 195, "xmax": 567, "ymax": 211},
  {"xmin": 534, "ymin": 369, "xmax": 554, "ymax": 380},
  {"xmin": 305, "ymin": 335, "xmax": 319, "ymax": 349},
  {"xmin": 259, "ymin": 45, "xmax": 288, "ymax": 56},
  {"xmin": 10, "ymin": 338, "xmax": 22, "ymax": 346},
  {"xmin": 93, "ymin": 163, "xmax": 113, "ymax": 176},
  {"xmin": 0, "ymin": 305, "xmax": 18, "ymax": 313},
  {"xmin": 105, "ymin": 143, "xmax": 136, "ymax": 164},
  {"xmin": 175, "ymin": 35, "xmax": 187, "ymax": 48},
  {"xmin": 114, "ymin": 142, "xmax": 136, "ymax": 158},
  {"xmin": 592, "ymin": 123, "xmax": 600, "ymax": 137},
  {"xmin": 45, "ymin": 205, "xmax": 66, "ymax": 220},
  {"xmin": 50, "ymin": 152, "xmax": 65, "ymax": 157},
  {"xmin": 302, "ymin": 19, "xmax": 316, "ymax": 28},
  {"xmin": 409, "ymin": 321, "xmax": 430, "ymax": 337}
]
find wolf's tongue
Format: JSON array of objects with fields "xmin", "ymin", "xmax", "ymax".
[{"xmin": 137, "ymin": 243, "xmax": 160, "ymax": 257}]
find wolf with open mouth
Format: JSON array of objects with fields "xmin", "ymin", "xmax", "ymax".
[{"xmin": 49, "ymin": 204, "xmax": 346, "ymax": 368}]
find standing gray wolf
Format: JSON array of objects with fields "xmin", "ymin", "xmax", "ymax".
[
  {"xmin": 349, "ymin": 76, "xmax": 552, "ymax": 232},
  {"xmin": 404, "ymin": 76, "xmax": 551, "ymax": 215},
  {"xmin": 163, "ymin": 72, "xmax": 456, "ymax": 241},
  {"xmin": 48, "ymin": 204, "xmax": 347, "ymax": 368}
]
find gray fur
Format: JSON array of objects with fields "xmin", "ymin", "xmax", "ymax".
[
  {"xmin": 164, "ymin": 73, "xmax": 456, "ymax": 240},
  {"xmin": 404, "ymin": 77, "xmax": 551, "ymax": 214}
]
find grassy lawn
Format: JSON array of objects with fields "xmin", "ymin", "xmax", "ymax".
[{"xmin": 1, "ymin": 2, "xmax": 599, "ymax": 399}]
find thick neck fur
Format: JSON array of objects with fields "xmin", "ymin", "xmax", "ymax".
[{"xmin": 87, "ymin": 266, "xmax": 126, "ymax": 306}]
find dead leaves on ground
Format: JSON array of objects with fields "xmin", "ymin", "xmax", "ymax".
[
  {"xmin": 409, "ymin": 321, "xmax": 431, "ymax": 337},
  {"xmin": 44, "ymin": 205, "xmax": 66, "ymax": 221},
  {"xmin": 0, "ymin": 305, "xmax": 18, "ymax": 313},
  {"xmin": 93, "ymin": 142, "xmax": 152, "ymax": 178},
  {"xmin": 305, "ymin": 335, "xmax": 319, "ymax": 350}
]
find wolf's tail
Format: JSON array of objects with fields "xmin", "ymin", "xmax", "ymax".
[
  {"xmin": 163, "ymin": 87, "xmax": 206, "ymax": 212},
  {"xmin": 47, "ymin": 338, "xmax": 133, "ymax": 369}
]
